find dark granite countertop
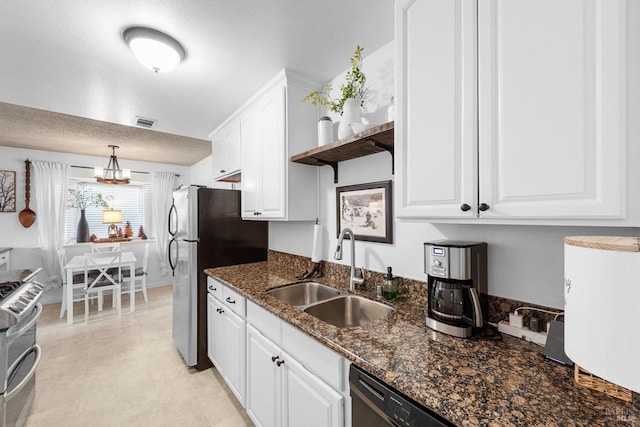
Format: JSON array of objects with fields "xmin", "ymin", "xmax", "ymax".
[{"xmin": 205, "ymin": 261, "xmax": 638, "ymax": 426}]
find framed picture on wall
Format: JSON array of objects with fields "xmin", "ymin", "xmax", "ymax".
[
  {"xmin": 0, "ymin": 171, "xmax": 16, "ymax": 213},
  {"xmin": 336, "ymin": 180, "xmax": 392, "ymax": 244}
]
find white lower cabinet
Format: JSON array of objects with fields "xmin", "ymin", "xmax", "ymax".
[
  {"xmin": 222, "ymin": 308, "xmax": 245, "ymax": 403},
  {"xmin": 246, "ymin": 325, "xmax": 282, "ymax": 427},
  {"xmin": 283, "ymin": 354, "xmax": 343, "ymax": 427},
  {"xmin": 207, "ymin": 294, "xmax": 224, "ymax": 368},
  {"xmin": 208, "ymin": 288, "xmax": 347, "ymax": 427},
  {"xmin": 246, "ymin": 325, "xmax": 344, "ymax": 427},
  {"xmin": 207, "ymin": 286, "xmax": 246, "ymax": 406},
  {"xmin": 0, "ymin": 250, "xmax": 10, "ymax": 271}
]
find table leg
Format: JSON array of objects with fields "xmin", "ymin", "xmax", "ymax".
[
  {"xmin": 66, "ymin": 267, "xmax": 74, "ymax": 325},
  {"xmin": 130, "ymin": 262, "xmax": 135, "ymax": 313}
]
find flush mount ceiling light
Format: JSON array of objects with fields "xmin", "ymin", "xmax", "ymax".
[
  {"xmin": 123, "ymin": 26, "xmax": 186, "ymax": 73},
  {"xmin": 94, "ymin": 145, "xmax": 131, "ymax": 185}
]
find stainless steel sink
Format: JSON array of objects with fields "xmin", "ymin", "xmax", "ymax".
[
  {"xmin": 303, "ymin": 295, "xmax": 395, "ymax": 327},
  {"xmin": 266, "ymin": 282, "xmax": 342, "ymax": 308}
]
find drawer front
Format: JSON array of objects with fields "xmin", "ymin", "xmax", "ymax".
[
  {"xmin": 281, "ymin": 321, "xmax": 344, "ymax": 392},
  {"xmin": 246, "ymin": 300, "xmax": 282, "ymax": 346},
  {"xmin": 222, "ymin": 285, "xmax": 246, "ymax": 318},
  {"xmin": 206, "ymin": 276, "xmax": 224, "ymax": 300}
]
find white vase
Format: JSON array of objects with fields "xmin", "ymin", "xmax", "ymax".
[{"xmin": 338, "ymin": 98, "xmax": 362, "ymax": 139}]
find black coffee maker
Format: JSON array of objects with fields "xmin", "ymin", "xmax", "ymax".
[{"xmin": 424, "ymin": 241, "xmax": 488, "ymax": 338}]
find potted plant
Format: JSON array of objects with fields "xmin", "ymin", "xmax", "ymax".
[
  {"xmin": 67, "ymin": 183, "xmax": 112, "ymax": 242},
  {"xmin": 302, "ymin": 45, "xmax": 367, "ymax": 138}
]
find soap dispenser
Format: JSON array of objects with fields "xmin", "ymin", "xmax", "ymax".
[{"xmin": 382, "ymin": 266, "xmax": 399, "ymax": 301}]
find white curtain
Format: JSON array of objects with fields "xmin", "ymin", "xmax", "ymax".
[
  {"xmin": 152, "ymin": 172, "xmax": 176, "ymax": 276},
  {"xmin": 32, "ymin": 161, "xmax": 69, "ymax": 287}
]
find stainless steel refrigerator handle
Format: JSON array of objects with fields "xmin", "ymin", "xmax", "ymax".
[
  {"xmin": 168, "ymin": 200, "xmax": 178, "ymax": 237},
  {"xmin": 168, "ymin": 238, "xmax": 178, "ymax": 276}
]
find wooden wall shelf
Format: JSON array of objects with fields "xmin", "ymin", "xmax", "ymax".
[{"xmin": 290, "ymin": 121, "xmax": 394, "ymax": 183}]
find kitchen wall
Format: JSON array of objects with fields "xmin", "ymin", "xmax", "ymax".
[
  {"xmin": 269, "ymin": 42, "xmax": 640, "ymax": 309},
  {"xmin": 0, "ymin": 145, "xmax": 190, "ymax": 304}
]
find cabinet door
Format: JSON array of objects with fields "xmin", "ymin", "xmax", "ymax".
[
  {"xmin": 212, "ymin": 119, "xmax": 242, "ymax": 180},
  {"xmin": 207, "ymin": 294, "xmax": 224, "ymax": 369},
  {"xmin": 0, "ymin": 250, "xmax": 9, "ymax": 271},
  {"xmin": 259, "ymin": 86, "xmax": 286, "ymax": 219},
  {"xmin": 225, "ymin": 119, "xmax": 242, "ymax": 174},
  {"xmin": 211, "ymin": 138, "xmax": 227, "ymax": 179},
  {"xmin": 477, "ymin": 0, "xmax": 626, "ymax": 219},
  {"xmin": 246, "ymin": 325, "xmax": 281, "ymax": 427},
  {"xmin": 241, "ymin": 106, "xmax": 262, "ymax": 218},
  {"xmin": 395, "ymin": 0, "xmax": 478, "ymax": 218},
  {"xmin": 283, "ymin": 353, "xmax": 343, "ymax": 427},
  {"xmin": 222, "ymin": 309, "xmax": 246, "ymax": 407}
]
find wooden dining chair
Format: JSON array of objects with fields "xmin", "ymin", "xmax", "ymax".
[
  {"xmin": 57, "ymin": 248, "xmax": 88, "ymax": 318},
  {"xmin": 121, "ymin": 243, "xmax": 150, "ymax": 304},
  {"xmin": 91, "ymin": 242, "xmax": 121, "ymax": 253},
  {"xmin": 83, "ymin": 251, "xmax": 123, "ymax": 322},
  {"xmin": 91, "ymin": 242, "xmax": 121, "ymax": 306}
]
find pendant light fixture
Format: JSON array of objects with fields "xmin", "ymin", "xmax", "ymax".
[
  {"xmin": 94, "ymin": 145, "xmax": 131, "ymax": 185},
  {"xmin": 123, "ymin": 26, "xmax": 186, "ymax": 73}
]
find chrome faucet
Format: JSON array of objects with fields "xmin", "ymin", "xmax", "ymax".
[{"xmin": 334, "ymin": 228, "xmax": 365, "ymax": 291}]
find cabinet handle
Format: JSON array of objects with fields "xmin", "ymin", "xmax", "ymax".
[
  {"xmin": 217, "ymin": 308, "xmax": 224, "ymax": 314},
  {"xmin": 225, "ymin": 297, "xmax": 236, "ymax": 304},
  {"xmin": 276, "ymin": 360, "xmax": 285, "ymax": 367},
  {"xmin": 271, "ymin": 356, "xmax": 279, "ymax": 362},
  {"xmin": 208, "ymin": 285, "xmax": 217, "ymax": 291},
  {"xmin": 220, "ymin": 169, "xmax": 226, "ymax": 173},
  {"xmin": 479, "ymin": 203, "xmax": 490, "ymax": 212},
  {"xmin": 460, "ymin": 203, "xmax": 471, "ymax": 212}
]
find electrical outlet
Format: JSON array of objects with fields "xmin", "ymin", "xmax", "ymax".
[
  {"xmin": 498, "ymin": 320, "xmax": 548, "ymax": 346},
  {"xmin": 509, "ymin": 312, "xmax": 524, "ymax": 328}
]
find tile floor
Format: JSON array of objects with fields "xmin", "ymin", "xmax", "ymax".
[{"xmin": 26, "ymin": 285, "xmax": 254, "ymax": 427}]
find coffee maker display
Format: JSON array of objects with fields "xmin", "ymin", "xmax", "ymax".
[{"xmin": 424, "ymin": 241, "xmax": 488, "ymax": 338}]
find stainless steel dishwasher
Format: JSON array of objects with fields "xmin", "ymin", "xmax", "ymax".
[{"xmin": 350, "ymin": 365, "xmax": 453, "ymax": 427}]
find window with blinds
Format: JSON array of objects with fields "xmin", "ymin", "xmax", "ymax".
[{"xmin": 64, "ymin": 180, "xmax": 153, "ymax": 243}]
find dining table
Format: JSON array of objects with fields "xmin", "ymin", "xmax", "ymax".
[{"xmin": 64, "ymin": 251, "xmax": 137, "ymax": 324}]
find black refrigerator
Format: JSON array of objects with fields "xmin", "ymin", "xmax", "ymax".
[{"xmin": 168, "ymin": 186, "xmax": 268, "ymax": 370}]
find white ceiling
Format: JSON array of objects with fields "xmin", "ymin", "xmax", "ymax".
[{"xmin": 0, "ymin": 0, "xmax": 394, "ymax": 166}]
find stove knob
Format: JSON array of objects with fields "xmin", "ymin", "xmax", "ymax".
[
  {"xmin": 433, "ymin": 260, "xmax": 442, "ymax": 267},
  {"xmin": 9, "ymin": 304, "xmax": 21, "ymax": 313}
]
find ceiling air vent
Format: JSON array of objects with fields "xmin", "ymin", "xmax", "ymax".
[{"xmin": 135, "ymin": 116, "xmax": 156, "ymax": 128}]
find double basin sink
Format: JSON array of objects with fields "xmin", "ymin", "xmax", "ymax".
[{"xmin": 266, "ymin": 282, "xmax": 395, "ymax": 327}]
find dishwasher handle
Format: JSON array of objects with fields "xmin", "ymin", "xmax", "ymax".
[{"xmin": 349, "ymin": 365, "xmax": 388, "ymax": 413}]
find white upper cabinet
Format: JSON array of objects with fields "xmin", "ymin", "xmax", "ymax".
[
  {"xmin": 478, "ymin": 0, "xmax": 626, "ymax": 220},
  {"xmin": 210, "ymin": 118, "xmax": 241, "ymax": 181},
  {"xmin": 241, "ymin": 86, "xmax": 287, "ymax": 219},
  {"xmin": 395, "ymin": 0, "xmax": 478, "ymax": 218},
  {"xmin": 239, "ymin": 70, "xmax": 319, "ymax": 221},
  {"xmin": 395, "ymin": 0, "xmax": 635, "ymax": 225}
]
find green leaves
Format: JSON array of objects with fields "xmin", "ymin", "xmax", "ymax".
[
  {"xmin": 302, "ymin": 45, "xmax": 367, "ymax": 115},
  {"xmin": 67, "ymin": 183, "xmax": 113, "ymax": 210}
]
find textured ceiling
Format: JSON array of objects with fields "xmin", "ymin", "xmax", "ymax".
[
  {"xmin": 0, "ymin": 0, "xmax": 394, "ymax": 166},
  {"xmin": 0, "ymin": 103, "xmax": 210, "ymax": 166}
]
